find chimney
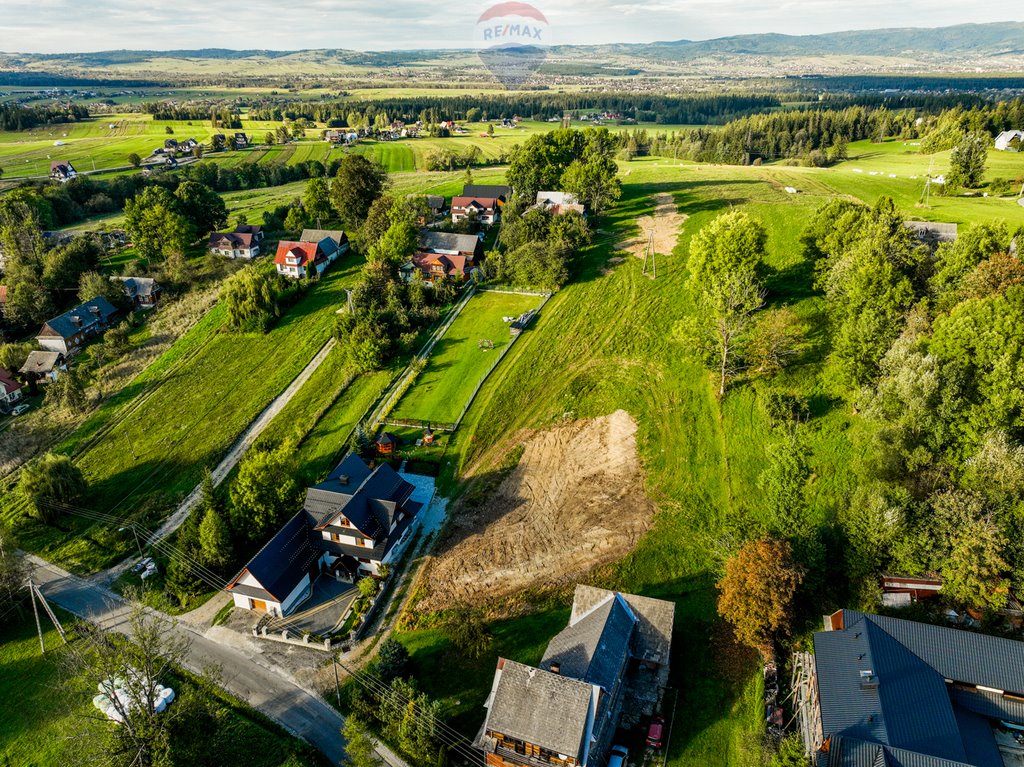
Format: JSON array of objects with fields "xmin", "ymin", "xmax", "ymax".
[
  {"xmin": 89, "ymin": 305, "xmax": 101, "ymax": 315},
  {"xmin": 550, "ymin": 662, "xmax": 560, "ymax": 675},
  {"xmin": 338, "ymin": 475, "xmax": 349, "ymax": 486},
  {"xmin": 71, "ymin": 315, "xmax": 82, "ymax": 327}
]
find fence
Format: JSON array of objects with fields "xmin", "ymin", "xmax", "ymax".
[
  {"xmin": 381, "ymin": 417, "xmax": 457, "ymax": 432},
  {"xmin": 450, "ymin": 291, "xmax": 552, "ymax": 431}
]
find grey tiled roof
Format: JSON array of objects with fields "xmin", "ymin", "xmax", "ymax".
[
  {"xmin": 463, "ymin": 184, "xmax": 510, "ymax": 200},
  {"xmin": 814, "ymin": 610, "xmax": 1024, "ymax": 767},
  {"xmin": 541, "ymin": 593, "xmax": 635, "ymax": 693},
  {"xmin": 418, "ymin": 231, "xmax": 480, "ymax": 255},
  {"xmin": 571, "ymin": 585, "xmax": 675, "ymax": 666},
  {"xmin": 20, "ymin": 350, "xmax": 62, "ymax": 375},
  {"xmin": 485, "ymin": 660, "xmax": 594, "ymax": 760},
  {"xmin": 300, "ymin": 229, "xmax": 348, "ymax": 249},
  {"xmin": 40, "ymin": 296, "xmax": 117, "ymax": 340}
]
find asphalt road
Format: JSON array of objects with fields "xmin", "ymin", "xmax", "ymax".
[{"xmin": 29, "ymin": 555, "xmax": 350, "ymax": 765}]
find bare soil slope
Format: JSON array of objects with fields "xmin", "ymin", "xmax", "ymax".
[
  {"xmin": 417, "ymin": 410, "xmax": 655, "ymax": 613},
  {"xmin": 616, "ymin": 193, "xmax": 687, "ymax": 259}
]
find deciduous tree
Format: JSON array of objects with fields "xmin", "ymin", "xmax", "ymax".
[
  {"xmin": 330, "ymin": 155, "xmax": 389, "ymax": 230},
  {"xmin": 717, "ymin": 537, "xmax": 804, "ymax": 658},
  {"xmin": 20, "ymin": 453, "xmax": 87, "ymax": 524},
  {"xmin": 229, "ymin": 440, "xmax": 301, "ymax": 540}
]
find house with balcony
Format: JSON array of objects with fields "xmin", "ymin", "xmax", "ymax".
[
  {"xmin": 451, "ymin": 196, "xmax": 501, "ymax": 226},
  {"xmin": 36, "ymin": 296, "xmax": 119, "ymax": 356},
  {"xmin": 116, "ymin": 276, "xmax": 161, "ymax": 309},
  {"xmin": 273, "ymin": 240, "xmax": 325, "ymax": 279},
  {"xmin": 224, "ymin": 454, "xmax": 422, "ymax": 616},
  {"xmin": 477, "ymin": 586, "xmax": 674, "ymax": 767},
  {"xmin": 208, "ymin": 227, "xmax": 263, "ymax": 259},
  {"xmin": 794, "ymin": 608, "xmax": 1024, "ymax": 767},
  {"xmin": 50, "ymin": 160, "xmax": 77, "ymax": 183}
]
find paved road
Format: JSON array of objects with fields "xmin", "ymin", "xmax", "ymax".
[
  {"xmin": 145, "ymin": 338, "xmax": 337, "ymax": 548},
  {"xmin": 30, "ymin": 555, "xmax": 349, "ymax": 764}
]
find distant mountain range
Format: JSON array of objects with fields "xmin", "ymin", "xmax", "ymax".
[{"xmin": 2, "ymin": 21, "xmax": 1023, "ymax": 69}]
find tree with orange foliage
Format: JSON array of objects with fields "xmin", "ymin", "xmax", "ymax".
[{"xmin": 717, "ymin": 537, "xmax": 804, "ymax": 658}]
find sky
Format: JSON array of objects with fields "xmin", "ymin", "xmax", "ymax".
[{"xmin": 0, "ymin": 0, "xmax": 1019, "ymax": 54}]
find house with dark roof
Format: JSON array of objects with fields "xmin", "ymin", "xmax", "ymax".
[
  {"xmin": 451, "ymin": 196, "xmax": 501, "ymax": 226},
  {"xmin": 299, "ymin": 229, "xmax": 350, "ymax": 264},
  {"xmin": 233, "ymin": 132, "xmax": 250, "ymax": 149},
  {"xmin": 798, "ymin": 608, "xmax": 1024, "ymax": 767},
  {"xmin": 208, "ymin": 228, "xmax": 262, "ymax": 259},
  {"xmin": 50, "ymin": 160, "xmax": 77, "ymax": 183},
  {"xmin": 224, "ymin": 454, "xmax": 423, "ymax": 616},
  {"xmin": 417, "ymin": 231, "xmax": 484, "ymax": 260},
  {"xmin": 463, "ymin": 184, "xmax": 511, "ymax": 203},
  {"xmin": 400, "ymin": 253, "xmax": 475, "ymax": 285},
  {"xmin": 116, "ymin": 276, "xmax": 161, "ymax": 309},
  {"xmin": 477, "ymin": 585, "xmax": 674, "ymax": 767},
  {"xmin": 36, "ymin": 296, "xmax": 119, "ymax": 356}
]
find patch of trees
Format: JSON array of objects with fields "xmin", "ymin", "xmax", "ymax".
[
  {"xmin": 142, "ymin": 102, "xmax": 242, "ymax": 127},
  {"xmin": 803, "ymin": 197, "xmax": 1024, "ymax": 612},
  {"xmin": 0, "ymin": 101, "xmax": 89, "ymax": 131},
  {"xmin": 249, "ymin": 92, "xmax": 781, "ymax": 127},
  {"xmin": 220, "ymin": 267, "xmax": 311, "ymax": 333},
  {"xmin": 920, "ymin": 99, "xmax": 1024, "ymax": 153}
]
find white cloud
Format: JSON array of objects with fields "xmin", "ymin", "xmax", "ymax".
[{"xmin": 0, "ymin": 0, "xmax": 1019, "ymax": 53}]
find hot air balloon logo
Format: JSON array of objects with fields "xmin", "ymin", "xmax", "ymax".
[{"xmin": 474, "ymin": 2, "xmax": 551, "ymax": 90}]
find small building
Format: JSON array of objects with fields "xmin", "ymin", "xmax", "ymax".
[
  {"xmin": 417, "ymin": 231, "xmax": 484, "ymax": 261},
  {"xmin": 510, "ymin": 310, "xmax": 538, "ymax": 337},
  {"xmin": 274, "ymin": 240, "xmax": 326, "ymax": 280},
  {"xmin": 880, "ymin": 573, "xmax": 944, "ymax": 607},
  {"xmin": 0, "ymin": 368, "xmax": 23, "ymax": 411},
  {"xmin": 995, "ymin": 130, "xmax": 1024, "ymax": 151},
  {"xmin": 376, "ymin": 432, "xmax": 399, "ymax": 455},
  {"xmin": 796, "ymin": 608, "xmax": 1024, "ymax": 767},
  {"xmin": 426, "ymin": 195, "xmax": 446, "ymax": 216},
  {"xmin": 50, "ymin": 160, "xmax": 77, "ymax": 183},
  {"xmin": 451, "ymin": 196, "xmax": 501, "ymax": 226},
  {"xmin": 904, "ymin": 220, "xmax": 958, "ymax": 247},
  {"xmin": 225, "ymin": 453, "xmax": 423, "ymax": 616},
  {"xmin": 164, "ymin": 138, "xmax": 179, "ymax": 151},
  {"xmin": 36, "ymin": 296, "xmax": 119, "ymax": 356},
  {"xmin": 207, "ymin": 231, "xmax": 261, "ymax": 259},
  {"xmin": 299, "ymin": 229, "xmax": 350, "ymax": 264},
  {"xmin": 117, "ymin": 276, "xmax": 161, "ymax": 309},
  {"xmin": 233, "ymin": 132, "xmax": 249, "ymax": 149},
  {"xmin": 535, "ymin": 191, "xmax": 584, "ymax": 215},
  {"xmin": 0, "ymin": 285, "xmax": 7, "ymax": 317},
  {"xmin": 19, "ymin": 351, "xmax": 66, "ymax": 384},
  {"xmin": 477, "ymin": 585, "xmax": 674, "ymax": 767},
  {"xmin": 423, "ymin": 427, "xmax": 435, "ymax": 445}
]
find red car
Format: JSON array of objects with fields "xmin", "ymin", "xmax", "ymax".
[{"xmin": 646, "ymin": 716, "xmax": 665, "ymax": 749}]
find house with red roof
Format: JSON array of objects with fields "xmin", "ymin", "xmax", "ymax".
[
  {"xmin": 400, "ymin": 252, "xmax": 474, "ymax": 284},
  {"xmin": 451, "ymin": 196, "xmax": 501, "ymax": 225},
  {"xmin": 274, "ymin": 240, "xmax": 326, "ymax": 279},
  {"xmin": 0, "ymin": 368, "xmax": 23, "ymax": 412}
]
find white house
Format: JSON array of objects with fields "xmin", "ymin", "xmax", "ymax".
[
  {"xmin": 451, "ymin": 196, "xmax": 501, "ymax": 225},
  {"xmin": 995, "ymin": 130, "xmax": 1024, "ymax": 151},
  {"xmin": 273, "ymin": 240, "xmax": 324, "ymax": 280},
  {"xmin": 225, "ymin": 454, "xmax": 422, "ymax": 616},
  {"xmin": 0, "ymin": 368, "xmax": 23, "ymax": 410},
  {"xmin": 207, "ymin": 226, "xmax": 263, "ymax": 259}
]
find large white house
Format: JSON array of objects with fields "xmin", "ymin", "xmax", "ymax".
[
  {"xmin": 996, "ymin": 130, "xmax": 1024, "ymax": 151},
  {"xmin": 224, "ymin": 454, "xmax": 422, "ymax": 616}
]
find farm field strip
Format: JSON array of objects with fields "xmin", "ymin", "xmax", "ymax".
[{"xmin": 390, "ymin": 290, "xmax": 545, "ymax": 425}]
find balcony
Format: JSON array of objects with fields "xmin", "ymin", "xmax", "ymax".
[{"xmin": 492, "ymin": 744, "xmax": 573, "ymax": 767}]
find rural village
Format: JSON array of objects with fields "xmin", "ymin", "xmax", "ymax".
[{"xmin": 3, "ymin": 10, "xmax": 1024, "ymax": 767}]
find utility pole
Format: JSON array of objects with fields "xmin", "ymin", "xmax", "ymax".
[
  {"xmin": 333, "ymin": 652, "xmax": 342, "ymax": 708},
  {"xmin": 31, "ymin": 583, "xmax": 66, "ymax": 643},
  {"xmin": 120, "ymin": 526, "xmax": 143, "ymax": 557},
  {"xmin": 125, "ymin": 431, "xmax": 138, "ymax": 461},
  {"xmin": 642, "ymin": 230, "xmax": 656, "ymax": 279},
  {"xmin": 28, "ymin": 579, "xmax": 45, "ymax": 654}
]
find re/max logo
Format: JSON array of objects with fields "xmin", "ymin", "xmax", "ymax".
[{"xmin": 482, "ymin": 24, "xmax": 543, "ymax": 40}]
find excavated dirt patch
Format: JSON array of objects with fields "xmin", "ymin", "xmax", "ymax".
[
  {"xmin": 416, "ymin": 410, "xmax": 655, "ymax": 613},
  {"xmin": 615, "ymin": 193, "xmax": 688, "ymax": 259}
]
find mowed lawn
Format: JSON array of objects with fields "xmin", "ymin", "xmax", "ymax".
[
  {"xmin": 1, "ymin": 259, "xmax": 364, "ymax": 573},
  {"xmin": 0, "ymin": 612, "xmax": 322, "ymax": 767},
  {"xmin": 391, "ymin": 290, "xmax": 543, "ymax": 424},
  {"xmin": 415, "ymin": 150, "xmax": 1024, "ymax": 764}
]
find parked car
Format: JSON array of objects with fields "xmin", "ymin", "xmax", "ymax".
[
  {"xmin": 608, "ymin": 745, "xmax": 629, "ymax": 767},
  {"xmin": 11, "ymin": 403, "xmax": 30, "ymax": 416},
  {"xmin": 646, "ymin": 716, "xmax": 665, "ymax": 748}
]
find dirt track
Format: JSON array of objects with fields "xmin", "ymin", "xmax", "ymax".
[
  {"xmin": 416, "ymin": 410, "xmax": 655, "ymax": 613},
  {"xmin": 616, "ymin": 193, "xmax": 688, "ymax": 258}
]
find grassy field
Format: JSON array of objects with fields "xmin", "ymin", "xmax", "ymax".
[
  {"xmin": 388, "ymin": 144, "xmax": 1024, "ymax": 765},
  {"xmin": 391, "ymin": 291, "xmax": 544, "ymax": 425},
  {"xmin": 0, "ymin": 610, "xmax": 322, "ymax": 767},
  {"xmin": 0, "ymin": 259, "xmax": 365, "ymax": 573}
]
